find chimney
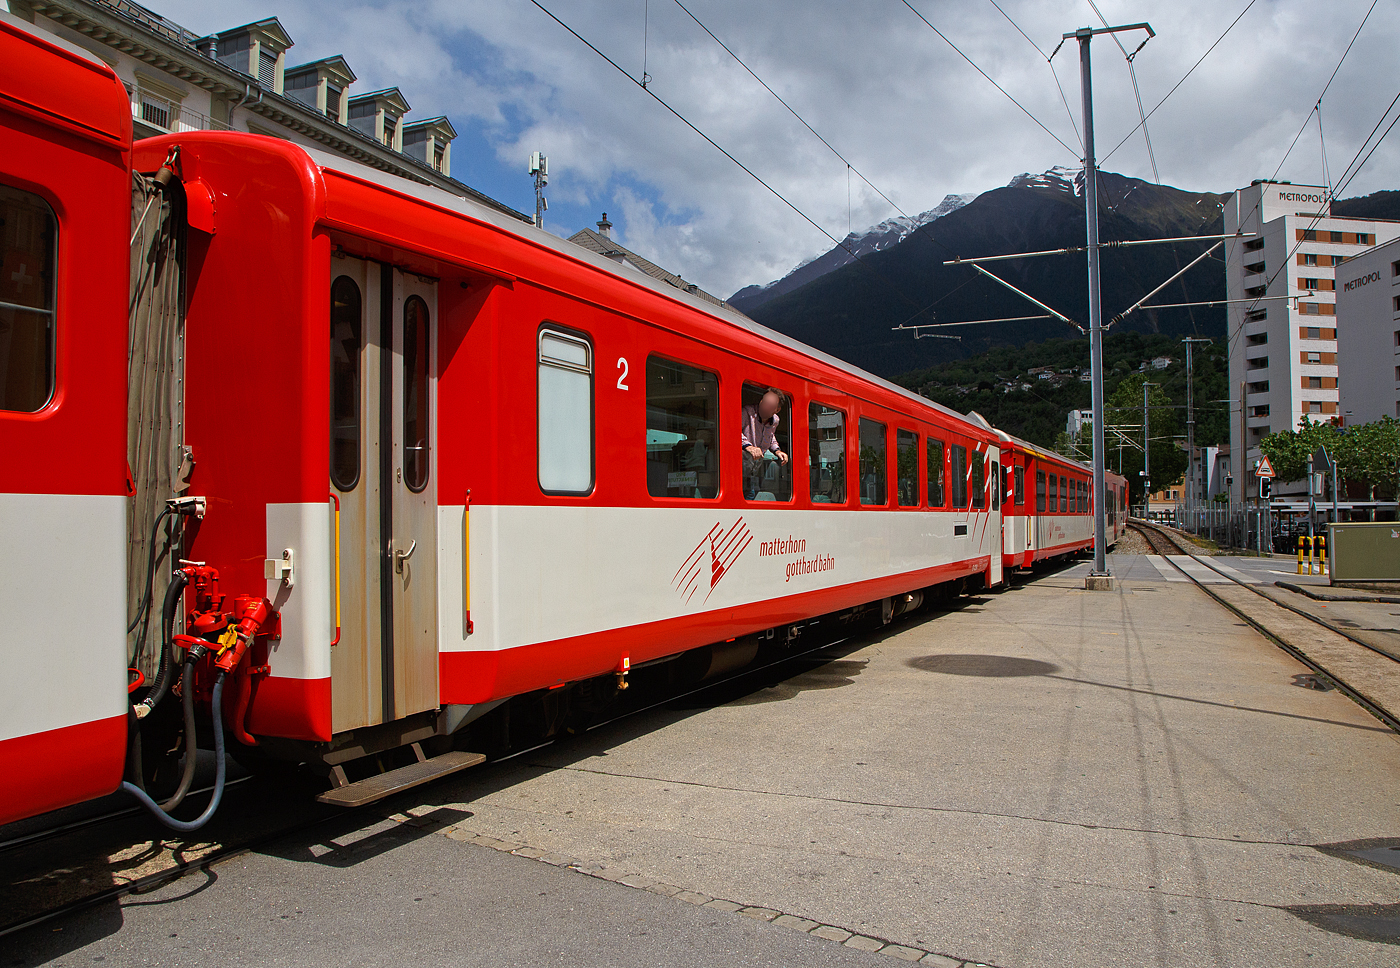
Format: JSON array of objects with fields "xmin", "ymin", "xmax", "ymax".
[{"xmin": 596, "ymin": 213, "xmax": 612, "ymax": 238}]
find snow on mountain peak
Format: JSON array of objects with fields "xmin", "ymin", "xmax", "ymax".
[{"xmin": 1006, "ymin": 166, "xmax": 1082, "ymax": 196}]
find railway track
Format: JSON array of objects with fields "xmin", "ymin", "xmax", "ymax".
[{"xmin": 1128, "ymin": 519, "xmax": 1400, "ymax": 733}]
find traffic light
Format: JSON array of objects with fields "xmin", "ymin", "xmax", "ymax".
[{"xmin": 1259, "ymin": 477, "xmax": 1272, "ymax": 499}]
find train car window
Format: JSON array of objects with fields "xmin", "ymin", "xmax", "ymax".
[
  {"xmin": 1036, "ymin": 470, "xmax": 1046, "ymax": 512},
  {"xmin": 858, "ymin": 418, "xmax": 887, "ymax": 506},
  {"xmin": 950, "ymin": 444, "xmax": 968, "ymax": 508},
  {"xmin": 1047, "ymin": 472, "xmax": 1056, "ymax": 513},
  {"xmin": 402, "ymin": 295, "xmax": 431, "ymax": 492},
  {"xmin": 1059, "ymin": 475, "xmax": 1068, "ymax": 513},
  {"xmin": 0, "ymin": 185, "xmax": 57, "ymax": 412},
  {"xmin": 1080, "ymin": 480, "xmax": 1087, "ymax": 513},
  {"xmin": 538, "ymin": 328, "xmax": 594, "ymax": 494},
  {"xmin": 970, "ymin": 450, "xmax": 985, "ymax": 509},
  {"xmin": 896, "ymin": 429, "xmax": 919, "ymax": 506},
  {"xmin": 926, "ymin": 437, "xmax": 945, "ymax": 508},
  {"xmin": 646, "ymin": 356, "xmax": 719, "ymax": 499},
  {"xmin": 809, "ymin": 403, "xmax": 847, "ymax": 504},
  {"xmin": 330, "ymin": 276, "xmax": 362, "ymax": 490},
  {"xmin": 741, "ymin": 383, "xmax": 791, "ymax": 502},
  {"xmin": 991, "ymin": 460, "xmax": 1000, "ymax": 510},
  {"xmin": 1015, "ymin": 465, "xmax": 1025, "ymax": 506}
]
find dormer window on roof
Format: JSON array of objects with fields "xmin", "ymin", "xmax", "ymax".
[
  {"xmin": 202, "ymin": 18, "xmax": 294, "ymax": 95},
  {"xmin": 348, "ymin": 88, "xmax": 410, "ymax": 152},
  {"xmin": 403, "ymin": 117, "xmax": 457, "ymax": 176},
  {"xmin": 284, "ymin": 56, "xmax": 357, "ymax": 125}
]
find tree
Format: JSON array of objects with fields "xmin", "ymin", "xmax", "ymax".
[
  {"xmin": 1104, "ymin": 374, "xmax": 1186, "ymax": 506},
  {"xmin": 1259, "ymin": 417, "xmax": 1341, "ymax": 485},
  {"xmin": 1333, "ymin": 416, "xmax": 1400, "ymax": 500}
]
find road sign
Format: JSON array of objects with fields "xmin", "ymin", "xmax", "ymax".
[
  {"xmin": 1259, "ymin": 477, "xmax": 1272, "ymax": 499},
  {"xmin": 1257, "ymin": 455, "xmax": 1276, "ymax": 478}
]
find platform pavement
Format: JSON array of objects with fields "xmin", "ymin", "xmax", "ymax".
[{"xmin": 11, "ymin": 566, "xmax": 1400, "ymax": 968}]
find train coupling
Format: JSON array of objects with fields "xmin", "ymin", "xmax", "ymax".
[{"xmin": 616, "ymin": 654, "xmax": 630, "ymax": 691}]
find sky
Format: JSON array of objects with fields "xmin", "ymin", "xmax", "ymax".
[{"xmin": 149, "ymin": 0, "xmax": 1400, "ymax": 299}]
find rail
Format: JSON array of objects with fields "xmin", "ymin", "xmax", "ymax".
[{"xmin": 1128, "ymin": 518, "xmax": 1400, "ymax": 731}]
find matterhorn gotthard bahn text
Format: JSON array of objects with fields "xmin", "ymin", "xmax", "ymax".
[{"xmin": 729, "ymin": 166, "xmax": 1236, "ymax": 379}]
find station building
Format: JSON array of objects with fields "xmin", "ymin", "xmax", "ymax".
[
  {"xmin": 1335, "ymin": 236, "xmax": 1400, "ymax": 426},
  {"xmin": 6, "ymin": 0, "xmax": 528, "ymax": 222},
  {"xmin": 1224, "ymin": 181, "xmax": 1400, "ymax": 503}
]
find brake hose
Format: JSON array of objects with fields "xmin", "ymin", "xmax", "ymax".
[
  {"xmin": 157, "ymin": 658, "xmax": 199, "ymax": 812},
  {"xmin": 127, "ymin": 506, "xmax": 174, "ymax": 637},
  {"xmin": 123, "ymin": 672, "xmax": 227, "ymax": 833},
  {"xmin": 133, "ymin": 569, "xmax": 189, "ymax": 720}
]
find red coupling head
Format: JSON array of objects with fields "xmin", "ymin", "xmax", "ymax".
[{"xmin": 215, "ymin": 597, "xmax": 272, "ymax": 673}]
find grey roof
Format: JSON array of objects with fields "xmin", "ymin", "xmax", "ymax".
[{"xmin": 566, "ymin": 227, "xmax": 740, "ymax": 315}]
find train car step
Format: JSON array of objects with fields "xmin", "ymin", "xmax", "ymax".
[{"xmin": 317, "ymin": 747, "xmax": 486, "ymax": 808}]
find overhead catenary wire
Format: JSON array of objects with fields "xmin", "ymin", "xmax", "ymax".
[
  {"xmin": 986, "ymin": 0, "xmax": 1083, "ymax": 148},
  {"xmin": 1100, "ymin": 0, "xmax": 1257, "ymax": 166},
  {"xmin": 900, "ymin": 0, "xmax": 1080, "ymax": 158},
  {"xmin": 524, "ymin": 0, "xmax": 952, "ymax": 323},
  {"xmin": 1086, "ymin": 0, "xmax": 1157, "ymax": 182}
]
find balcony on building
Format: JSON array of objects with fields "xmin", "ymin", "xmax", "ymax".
[
  {"xmin": 348, "ymin": 88, "xmax": 411, "ymax": 151},
  {"xmin": 403, "ymin": 117, "xmax": 457, "ymax": 176},
  {"xmin": 284, "ymin": 56, "xmax": 356, "ymax": 125},
  {"xmin": 198, "ymin": 18, "xmax": 294, "ymax": 94}
]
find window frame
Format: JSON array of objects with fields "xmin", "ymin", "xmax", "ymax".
[
  {"xmin": 1014, "ymin": 465, "xmax": 1026, "ymax": 506},
  {"xmin": 0, "ymin": 183, "xmax": 58, "ymax": 414},
  {"xmin": 401, "ymin": 293, "xmax": 432, "ymax": 493},
  {"xmin": 537, "ymin": 324, "xmax": 596, "ymax": 496},
  {"xmin": 950, "ymin": 443, "xmax": 969, "ymax": 509},
  {"xmin": 970, "ymin": 449, "xmax": 986, "ymax": 510},
  {"xmin": 896, "ymin": 428, "xmax": 920, "ymax": 507},
  {"xmin": 330, "ymin": 274, "xmax": 363, "ymax": 492},
  {"xmin": 808, "ymin": 401, "xmax": 848, "ymax": 506},
  {"xmin": 1059, "ymin": 475, "xmax": 1068, "ymax": 513},
  {"xmin": 858, "ymin": 416, "xmax": 889, "ymax": 507},
  {"xmin": 741, "ymin": 381, "xmax": 794, "ymax": 504},
  {"xmin": 645, "ymin": 354, "xmax": 721, "ymax": 501},
  {"xmin": 926, "ymin": 436, "xmax": 945, "ymax": 509},
  {"xmin": 1036, "ymin": 469, "xmax": 1046, "ymax": 512}
]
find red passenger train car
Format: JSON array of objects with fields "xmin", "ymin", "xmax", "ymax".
[{"xmin": 1, "ymin": 13, "xmax": 1121, "ymax": 827}]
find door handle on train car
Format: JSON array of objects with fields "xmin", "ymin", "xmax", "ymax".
[{"xmin": 395, "ymin": 539, "xmax": 416, "ymax": 573}]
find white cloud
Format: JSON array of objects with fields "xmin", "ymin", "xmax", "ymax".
[{"xmin": 147, "ymin": 0, "xmax": 1400, "ymax": 297}]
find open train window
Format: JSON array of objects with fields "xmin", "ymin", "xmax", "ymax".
[
  {"xmin": 896, "ymin": 429, "xmax": 919, "ymax": 506},
  {"xmin": 741, "ymin": 383, "xmax": 791, "ymax": 502},
  {"xmin": 926, "ymin": 437, "xmax": 945, "ymax": 508},
  {"xmin": 0, "ymin": 185, "xmax": 56, "ymax": 412},
  {"xmin": 330, "ymin": 275, "xmax": 362, "ymax": 490},
  {"xmin": 1059, "ymin": 475, "xmax": 1068, "ymax": 513},
  {"xmin": 951, "ymin": 444, "xmax": 968, "ymax": 508},
  {"xmin": 809, "ymin": 403, "xmax": 846, "ymax": 504},
  {"xmin": 646, "ymin": 356, "xmax": 719, "ymax": 499},
  {"xmin": 970, "ymin": 450, "xmax": 985, "ymax": 510},
  {"xmin": 1036, "ymin": 470, "xmax": 1046, "ymax": 512},
  {"xmin": 858, "ymin": 418, "xmax": 887, "ymax": 506},
  {"xmin": 538, "ymin": 328, "xmax": 594, "ymax": 494},
  {"xmin": 1014, "ymin": 465, "xmax": 1025, "ymax": 506}
]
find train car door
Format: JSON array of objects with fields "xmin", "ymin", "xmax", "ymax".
[
  {"xmin": 329, "ymin": 254, "xmax": 439, "ymax": 733},
  {"xmin": 987, "ymin": 445, "xmax": 1003, "ymax": 586}
]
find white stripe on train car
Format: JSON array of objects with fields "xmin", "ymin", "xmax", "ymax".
[
  {"xmin": 437, "ymin": 504, "xmax": 995, "ymax": 654},
  {"xmin": 0, "ymin": 492, "xmax": 126, "ymax": 740},
  {"xmin": 264, "ymin": 502, "xmax": 332, "ymax": 680}
]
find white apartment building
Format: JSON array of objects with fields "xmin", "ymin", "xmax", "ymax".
[
  {"xmin": 6, "ymin": 0, "xmax": 527, "ymax": 222},
  {"xmin": 1224, "ymin": 180, "xmax": 1400, "ymax": 502},
  {"xmin": 1336, "ymin": 236, "xmax": 1400, "ymax": 425}
]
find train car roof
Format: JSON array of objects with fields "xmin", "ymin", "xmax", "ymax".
[{"xmin": 296, "ymin": 142, "xmax": 987, "ymax": 437}]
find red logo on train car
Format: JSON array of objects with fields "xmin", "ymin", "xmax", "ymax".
[{"xmin": 673, "ymin": 518, "xmax": 753, "ymax": 604}]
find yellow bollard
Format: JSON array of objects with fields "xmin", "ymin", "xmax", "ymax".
[
  {"xmin": 1297, "ymin": 535, "xmax": 1306, "ymax": 575},
  {"xmin": 1318, "ymin": 535, "xmax": 1327, "ymax": 575}
]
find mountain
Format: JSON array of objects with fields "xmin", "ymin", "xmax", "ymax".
[
  {"xmin": 743, "ymin": 168, "xmax": 1232, "ymax": 379},
  {"xmin": 728, "ymin": 193, "xmax": 975, "ymax": 315}
]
